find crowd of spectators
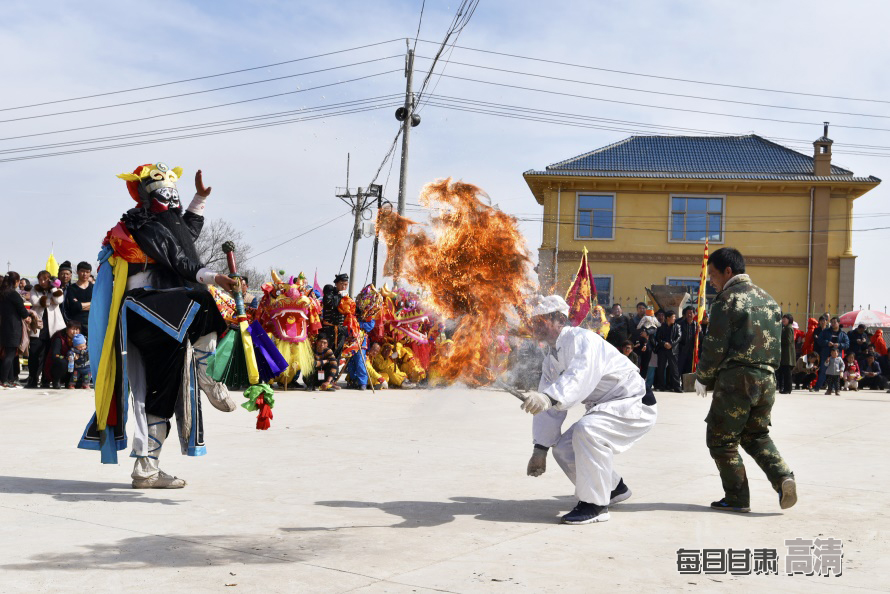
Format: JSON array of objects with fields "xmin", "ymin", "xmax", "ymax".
[
  {"xmin": 0, "ymin": 260, "xmax": 95, "ymax": 389},
  {"xmin": 607, "ymin": 302, "xmax": 890, "ymax": 396}
]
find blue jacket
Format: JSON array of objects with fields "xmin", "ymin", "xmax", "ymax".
[{"xmin": 816, "ymin": 328, "xmax": 849, "ymax": 356}]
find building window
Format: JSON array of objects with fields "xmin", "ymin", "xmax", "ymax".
[
  {"xmin": 666, "ymin": 277, "xmax": 717, "ymax": 308},
  {"xmin": 576, "ymin": 194, "xmax": 614, "ymax": 240},
  {"xmin": 593, "ymin": 275, "xmax": 612, "ymax": 306},
  {"xmin": 670, "ymin": 196, "xmax": 723, "ymax": 242}
]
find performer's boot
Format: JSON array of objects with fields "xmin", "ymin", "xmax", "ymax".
[
  {"xmin": 132, "ymin": 415, "xmax": 187, "ymax": 489},
  {"xmin": 193, "ymin": 333, "xmax": 236, "ymax": 412}
]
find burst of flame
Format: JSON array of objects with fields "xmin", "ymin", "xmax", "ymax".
[{"xmin": 377, "ymin": 178, "xmax": 536, "ymax": 385}]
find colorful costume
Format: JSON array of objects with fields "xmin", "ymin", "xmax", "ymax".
[
  {"xmin": 345, "ymin": 284, "xmax": 383, "ymax": 390},
  {"xmin": 254, "ymin": 270, "xmax": 321, "ymax": 386},
  {"xmin": 372, "ymin": 350, "xmax": 408, "ymax": 387},
  {"xmin": 395, "ymin": 342, "xmax": 426, "ymax": 383},
  {"xmin": 78, "ymin": 162, "xmax": 235, "ymax": 489}
]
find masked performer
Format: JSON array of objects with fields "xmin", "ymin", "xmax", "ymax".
[
  {"xmin": 78, "ymin": 163, "xmax": 238, "ymax": 489},
  {"xmin": 321, "ymin": 273, "xmax": 349, "ymax": 359}
]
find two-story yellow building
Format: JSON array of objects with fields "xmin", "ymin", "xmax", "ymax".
[{"xmin": 524, "ymin": 130, "xmax": 880, "ymax": 317}]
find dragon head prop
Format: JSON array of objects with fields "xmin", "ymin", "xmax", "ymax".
[{"xmin": 256, "ymin": 269, "xmax": 321, "ymax": 343}]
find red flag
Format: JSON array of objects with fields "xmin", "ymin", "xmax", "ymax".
[
  {"xmin": 313, "ymin": 269, "xmax": 322, "ymax": 296},
  {"xmin": 565, "ymin": 247, "xmax": 597, "ymax": 327}
]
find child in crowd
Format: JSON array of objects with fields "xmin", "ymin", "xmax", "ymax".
[
  {"xmin": 823, "ymin": 347, "xmax": 844, "ymax": 396},
  {"xmin": 843, "ymin": 352, "xmax": 861, "ymax": 391},
  {"xmin": 68, "ymin": 333, "xmax": 91, "ymax": 389},
  {"xmin": 312, "ymin": 336, "xmax": 340, "ymax": 392},
  {"xmin": 620, "ymin": 340, "xmax": 640, "ymax": 368}
]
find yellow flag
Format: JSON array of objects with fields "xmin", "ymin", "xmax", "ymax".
[{"xmin": 46, "ymin": 252, "xmax": 59, "ymax": 277}]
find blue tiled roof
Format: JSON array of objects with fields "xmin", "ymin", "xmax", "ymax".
[{"xmin": 543, "ymin": 134, "xmax": 853, "ymax": 176}]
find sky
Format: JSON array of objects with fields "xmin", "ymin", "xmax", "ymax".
[{"xmin": 1, "ymin": 0, "xmax": 888, "ymax": 308}]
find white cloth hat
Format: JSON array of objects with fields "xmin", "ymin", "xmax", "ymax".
[{"xmin": 530, "ymin": 294, "xmax": 570, "ymax": 318}]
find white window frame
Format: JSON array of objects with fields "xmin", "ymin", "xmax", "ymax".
[
  {"xmin": 574, "ymin": 192, "xmax": 616, "ymax": 241},
  {"xmin": 592, "ymin": 274, "xmax": 614, "ymax": 307},
  {"xmin": 667, "ymin": 194, "xmax": 726, "ymax": 244}
]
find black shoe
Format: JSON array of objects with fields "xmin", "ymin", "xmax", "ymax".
[
  {"xmin": 710, "ymin": 498, "xmax": 750, "ymax": 513},
  {"xmin": 609, "ymin": 478, "xmax": 632, "ymax": 505},
  {"xmin": 51, "ymin": 381, "xmax": 60, "ymax": 389},
  {"xmin": 561, "ymin": 501, "xmax": 610, "ymax": 525},
  {"xmin": 779, "ymin": 477, "xmax": 797, "ymax": 510}
]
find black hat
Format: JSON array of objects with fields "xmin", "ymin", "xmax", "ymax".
[
  {"xmin": 58, "ymin": 261, "xmax": 72, "ymax": 273},
  {"xmin": 334, "ymin": 273, "xmax": 349, "ymax": 283},
  {"xmin": 77, "ymin": 261, "xmax": 92, "ymax": 272}
]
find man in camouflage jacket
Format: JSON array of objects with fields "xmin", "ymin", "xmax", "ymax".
[{"xmin": 695, "ymin": 248, "xmax": 797, "ymax": 513}]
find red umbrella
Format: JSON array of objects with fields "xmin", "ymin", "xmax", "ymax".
[{"xmin": 839, "ymin": 309, "xmax": 890, "ymax": 328}]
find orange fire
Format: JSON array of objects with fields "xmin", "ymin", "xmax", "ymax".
[{"xmin": 377, "ymin": 178, "xmax": 536, "ymax": 385}]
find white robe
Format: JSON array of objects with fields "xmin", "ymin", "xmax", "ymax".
[{"xmin": 533, "ymin": 326, "xmax": 657, "ymax": 505}]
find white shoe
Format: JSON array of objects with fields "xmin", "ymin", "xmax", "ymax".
[
  {"xmin": 132, "ymin": 469, "xmax": 187, "ymax": 489},
  {"xmin": 193, "ymin": 334, "xmax": 236, "ymax": 412}
]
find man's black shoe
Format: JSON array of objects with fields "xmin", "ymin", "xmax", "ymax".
[
  {"xmin": 710, "ymin": 498, "xmax": 750, "ymax": 513},
  {"xmin": 561, "ymin": 501, "xmax": 610, "ymax": 525},
  {"xmin": 609, "ymin": 478, "xmax": 632, "ymax": 505}
]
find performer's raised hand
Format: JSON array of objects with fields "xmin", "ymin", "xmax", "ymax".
[
  {"xmin": 195, "ymin": 169, "xmax": 212, "ymax": 198},
  {"xmin": 215, "ymin": 274, "xmax": 238, "ymax": 293},
  {"xmin": 527, "ymin": 447, "xmax": 547, "ymax": 477}
]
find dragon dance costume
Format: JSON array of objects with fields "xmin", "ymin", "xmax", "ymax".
[{"xmin": 78, "ymin": 163, "xmax": 236, "ymax": 488}]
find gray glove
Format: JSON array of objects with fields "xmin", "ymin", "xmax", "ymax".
[
  {"xmin": 527, "ymin": 447, "xmax": 547, "ymax": 477},
  {"xmin": 520, "ymin": 391, "xmax": 553, "ymax": 415},
  {"xmin": 694, "ymin": 379, "xmax": 708, "ymax": 398}
]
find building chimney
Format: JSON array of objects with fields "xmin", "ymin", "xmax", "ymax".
[{"xmin": 813, "ymin": 121, "xmax": 833, "ymax": 176}]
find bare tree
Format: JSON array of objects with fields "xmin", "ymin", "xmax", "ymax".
[{"xmin": 195, "ymin": 218, "xmax": 264, "ymax": 289}]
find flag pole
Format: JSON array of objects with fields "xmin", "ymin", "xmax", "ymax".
[{"xmin": 692, "ymin": 239, "xmax": 709, "ymax": 372}]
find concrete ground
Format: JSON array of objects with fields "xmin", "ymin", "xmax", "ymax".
[{"xmin": 0, "ymin": 383, "xmax": 887, "ymax": 593}]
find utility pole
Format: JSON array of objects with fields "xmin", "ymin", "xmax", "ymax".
[
  {"xmin": 396, "ymin": 47, "xmax": 416, "ymax": 217},
  {"xmin": 392, "ymin": 44, "xmax": 420, "ymax": 283},
  {"xmin": 337, "ymin": 184, "xmax": 368, "ymax": 297},
  {"xmin": 337, "ymin": 159, "xmax": 383, "ymax": 296},
  {"xmin": 372, "ymin": 190, "xmax": 381, "ymax": 287},
  {"xmin": 348, "ymin": 188, "xmax": 365, "ymax": 296}
]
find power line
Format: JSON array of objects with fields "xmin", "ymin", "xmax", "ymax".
[
  {"xmin": 425, "ymin": 94, "xmax": 890, "ymax": 150},
  {"xmin": 0, "ymin": 95, "xmax": 402, "ymax": 156},
  {"xmin": 0, "ymin": 103, "xmax": 400, "ymax": 164},
  {"xmin": 245, "ymin": 213, "xmax": 350, "ymax": 261},
  {"xmin": 432, "ymin": 73, "xmax": 890, "ymax": 135},
  {"xmin": 0, "ymin": 70, "xmax": 400, "ymax": 143},
  {"xmin": 414, "ymin": 0, "xmax": 480, "ymax": 106},
  {"xmin": 0, "ymin": 55, "xmax": 402, "ymax": 125},
  {"xmin": 423, "ymin": 98, "xmax": 890, "ymax": 157},
  {"xmin": 412, "ymin": 1, "xmax": 426, "ymax": 53},
  {"xmin": 0, "ymin": 39, "xmax": 403, "ymax": 113},
  {"xmin": 414, "ymin": 55, "xmax": 890, "ymax": 122},
  {"xmin": 414, "ymin": 38, "xmax": 890, "ymax": 106}
]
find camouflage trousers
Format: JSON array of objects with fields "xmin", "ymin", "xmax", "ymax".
[{"xmin": 705, "ymin": 367, "xmax": 793, "ymax": 507}]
